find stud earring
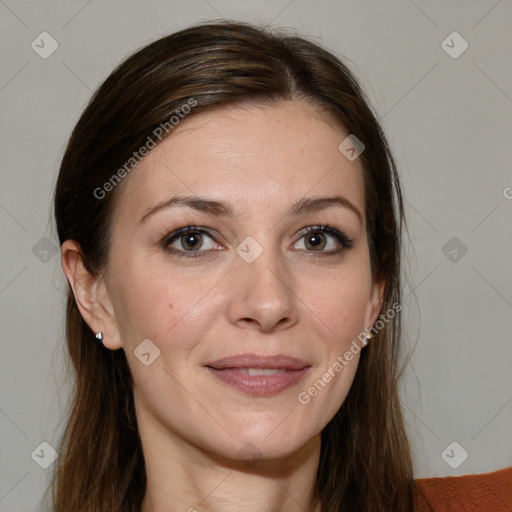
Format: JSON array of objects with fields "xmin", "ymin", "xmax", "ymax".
[
  {"xmin": 95, "ymin": 332, "xmax": 103, "ymax": 341},
  {"xmin": 362, "ymin": 328, "xmax": 372, "ymax": 346}
]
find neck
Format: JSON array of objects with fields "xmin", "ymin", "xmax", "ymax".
[{"xmin": 138, "ymin": 414, "xmax": 322, "ymax": 512}]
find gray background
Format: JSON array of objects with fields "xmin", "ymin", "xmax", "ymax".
[{"xmin": 1, "ymin": 1, "xmax": 511, "ymax": 510}]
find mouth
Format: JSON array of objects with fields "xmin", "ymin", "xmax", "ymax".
[{"xmin": 204, "ymin": 354, "xmax": 311, "ymax": 396}]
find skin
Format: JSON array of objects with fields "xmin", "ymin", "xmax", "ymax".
[{"xmin": 62, "ymin": 100, "xmax": 384, "ymax": 512}]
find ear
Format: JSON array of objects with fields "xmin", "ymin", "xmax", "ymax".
[
  {"xmin": 364, "ymin": 275, "xmax": 386, "ymax": 330},
  {"xmin": 60, "ymin": 240, "xmax": 123, "ymax": 350}
]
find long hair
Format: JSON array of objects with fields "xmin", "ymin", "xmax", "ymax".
[{"xmin": 48, "ymin": 20, "xmax": 413, "ymax": 511}]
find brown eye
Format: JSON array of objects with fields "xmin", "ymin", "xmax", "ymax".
[
  {"xmin": 163, "ymin": 226, "xmax": 221, "ymax": 259},
  {"xmin": 179, "ymin": 232, "xmax": 203, "ymax": 251},
  {"xmin": 304, "ymin": 231, "xmax": 327, "ymax": 251},
  {"xmin": 293, "ymin": 225, "xmax": 354, "ymax": 256}
]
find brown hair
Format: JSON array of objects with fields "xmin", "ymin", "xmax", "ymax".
[{"xmin": 48, "ymin": 20, "xmax": 413, "ymax": 512}]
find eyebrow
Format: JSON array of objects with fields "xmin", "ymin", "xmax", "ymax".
[{"xmin": 139, "ymin": 194, "xmax": 364, "ymax": 225}]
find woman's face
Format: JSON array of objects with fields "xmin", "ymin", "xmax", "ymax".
[{"xmin": 101, "ymin": 100, "xmax": 383, "ymax": 462}]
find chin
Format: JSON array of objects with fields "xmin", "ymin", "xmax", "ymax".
[{"xmin": 208, "ymin": 419, "xmax": 318, "ymax": 465}]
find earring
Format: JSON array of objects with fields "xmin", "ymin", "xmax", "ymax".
[
  {"xmin": 362, "ymin": 328, "xmax": 372, "ymax": 346},
  {"xmin": 95, "ymin": 332, "xmax": 103, "ymax": 341}
]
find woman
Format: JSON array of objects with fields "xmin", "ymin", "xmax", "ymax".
[{"xmin": 47, "ymin": 20, "xmax": 511, "ymax": 512}]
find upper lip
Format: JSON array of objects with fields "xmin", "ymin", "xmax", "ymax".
[{"xmin": 205, "ymin": 353, "xmax": 310, "ymax": 370}]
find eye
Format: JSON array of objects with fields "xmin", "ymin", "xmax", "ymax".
[
  {"xmin": 292, "ymin": 225, "xmax": 353, "ymax": 256},
  {"xmin": 162, "ymin": 226, "xmax": 222, "ymax": 259},
  {"xmin": 161, "ymin": 224, "xmax": 353, "ymax": 260}
]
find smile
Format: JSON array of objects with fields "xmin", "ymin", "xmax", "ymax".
[{"xmin": 205, "ymin": 353, "xmax": 311, "ymax": 396}]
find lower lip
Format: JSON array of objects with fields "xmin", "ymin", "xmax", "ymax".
[{"xmin": 206, "ymin": 367, "xmax": 310, "ymax": 396}]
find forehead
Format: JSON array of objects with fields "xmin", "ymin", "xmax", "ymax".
[{"xmin": 114, "ymin": 100, "xmax": 366, "ymax": 222}]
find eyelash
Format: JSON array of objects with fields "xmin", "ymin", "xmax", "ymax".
[{"xmin": 161, "ymin": 224, "xmax": 354, "ymax": 260}]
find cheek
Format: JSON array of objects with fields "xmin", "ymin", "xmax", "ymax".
[
  {"xmin": 300, "ymin": 264, "xmax": 372, "ymax": 342},
  {"xmin": 110, "ymin": 246, "xmax": 373, "ymax": 354},
  {"xmin": 109, "ymin": 257, "xmax": 223, "ymax": 352},
  {"xmin": 294, "ymin": 268, "xmax": 371, "ymax": 422}
]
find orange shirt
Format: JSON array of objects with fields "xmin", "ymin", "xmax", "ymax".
[{"xmin": 414, "ymin": 466, "xmax": 512, "ymax": 511}]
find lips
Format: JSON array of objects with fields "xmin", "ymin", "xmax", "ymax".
[
  {"xmin": 205, "ymin": 354, "xmax": 311, "ymax": 396},
  {"xmin": 205, "ymin": 354, "xmax": 310, "ymax": 370}
]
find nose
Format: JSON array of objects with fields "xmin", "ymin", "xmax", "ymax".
[{"xmin": 227, "ymin": 246, "xmax": 298, "ymax": 333}]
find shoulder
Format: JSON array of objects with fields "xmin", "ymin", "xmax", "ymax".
[{"xmin": 413, "ymin": 466, "xmax": 512, "ymax": 511}]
